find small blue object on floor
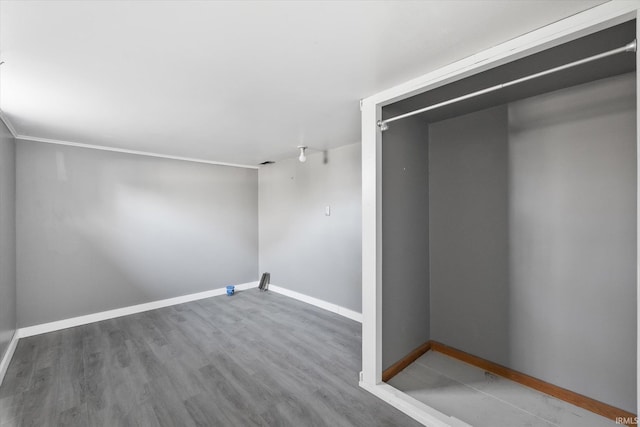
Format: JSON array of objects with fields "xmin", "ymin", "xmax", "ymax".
[{"xmin": 226, "ymin": 285, "xmax": 235, "ymax": 296}]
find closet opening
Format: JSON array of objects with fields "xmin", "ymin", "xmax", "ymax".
[{"xmin": 361, "ymin": 8, "xmax": 639, "ymax": 427}]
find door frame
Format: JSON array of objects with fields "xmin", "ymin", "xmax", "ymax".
[{"xmin": 359, "ymin": 2, "xmax": 640, "ymax": 425}]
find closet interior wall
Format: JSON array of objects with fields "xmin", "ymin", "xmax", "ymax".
[
  {"xmin": 380, "ymin": 20, "xmax": 637, "ymax": 414},
  {"xmin": 428, "ymin": 72, "xmax": 636, "ymax": 413},
  {"xmin": 381, "ymin": 114, "xmax": 430, "ymax": 370},
  {"xmin": 428, "ymin": 105, "xmax": 510, "ymax": 366},
  {"xmin": 508, "ymin": 73, "xmax": 635, "ymax": 412}
]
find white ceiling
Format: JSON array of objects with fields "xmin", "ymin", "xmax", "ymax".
[{"xmin": 0, "ymin": 0, "xmax": 606, "ymax": 166}]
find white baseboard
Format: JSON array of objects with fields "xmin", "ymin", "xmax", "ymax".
[
  {"xmin": 14, "ymin": 281, "xmax": 361, "ymax": 339},
  {"xmin": 359, "ymin": 380, "xmax": 471, "ymax": 427},
  {"xmin": 4, "ymin": 282, "xmax": 359, "ymax": 385},
  {"xmin": 0, "ymin": 332, "xmax": 19, "ymax": 387},
  {"xmin": 17, "ymin": 281, "xmax": 259, "ymax": 338},
  {"xmin": 268, "ymin": 284, "xmax": 362, "ymax": 323}
]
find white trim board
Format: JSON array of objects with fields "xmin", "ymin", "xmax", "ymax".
[
  {"xmin": 0, "ymin": 110, "xmax": 18, "ymax": 138},
  {"xmin": 14, "ymin": 135, "xmax": 259, "ymax": 170},
  {"xmin": 0, "ymin": 108, "xmax": 257, "ymax": 169},
  {"xmin": 4, "ymin": 282, "xmax": 361, "ymax": 386},
  {"xmin": 268, "ymin": 284, "xmax": 362, "ymax": 323},
  {"xmin": 359, "ymin": 380, "xmax": 471, "ymax": 427},
  {"xmin": 0, "ymin": 332, "xmax": 19, "ymax": 387},
  {"xmin": 15, "ymin": 282, "xmax": 362, "ymax": 339},
  {"xmin": 17, "ymin": 281, "xmax": 259, "ymax": 338}
]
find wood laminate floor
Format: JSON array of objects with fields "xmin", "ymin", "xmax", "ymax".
[
  {"xmin": 0, "ymin": 289, "xmax": 421, "ymax": 427},
  {"xmin": 388, "ymin": 351, "xmax": 620, "ymax": 427}
]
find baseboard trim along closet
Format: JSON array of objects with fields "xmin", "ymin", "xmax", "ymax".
[
  {"xmin": 384, "ymin": 340, "xmax": 638, "ymax": 425},
  {"xmin": 268, "ymin": 285, "xmax": 362, "ymax": 323},
  {"xmin": 358, "ymin": 380, "xmax": 472, "ymax": 427},
  {"xmin": 0, "ymin": 332, "xmax": 20, "ymax": 387},
  {"xmin": 16, "ymin": 281, "xmax": 260, "ymax": 338},
  {"xmin": 382, "ymin": 341, "xmax": 432, "ymax": 382}
]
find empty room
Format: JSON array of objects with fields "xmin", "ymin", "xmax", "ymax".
[{"xmin": 0, "ymin": 1, "xmax": 638, "ymax": 427}]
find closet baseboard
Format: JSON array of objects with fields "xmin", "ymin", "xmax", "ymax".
[
  {"xmin": 428, "ymin": 341, "xmax": 637, "ymax": 424},
  {"xmin": 385, "ymin": 339, "xmax": 637, "ymax": 425},
  {"xmin": 382, "ymin": 341, "xmax": 431, "ymax": 382}
]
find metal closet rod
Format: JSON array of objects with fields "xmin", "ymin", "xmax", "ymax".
[{"xmin": 378, "ymin": 39, "xmax": 637, "ymax": 131}]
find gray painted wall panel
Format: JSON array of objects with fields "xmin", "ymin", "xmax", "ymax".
[
  {"xmin": 258, "ymin": 143, "xmax": 362, "ymax": 312},
  {"xmin": 427, "ymin": 73, "xmax": 636, "ymax": 412},
  {"xmin": 0, "ymin": 120, "xmax": 16, "ymax": 359},
  {"xmin": 381, "ymin": 117, "xmax": 430, "ymax": 370},
  {"xmin": 429, "ymin": 105, "xmax": 510, "ymax": 365},
  {"xmin": 508, "ymin": 73, "xmax": 636, "ymax": 412},
  {"xmin": 16, "ymin": 142, "xmax": 258, "ymax": 327}
]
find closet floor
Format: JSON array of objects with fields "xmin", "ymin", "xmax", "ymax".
[{"xmin": 387, "ymin": 351, "xmax": 620, "ymax": 427}]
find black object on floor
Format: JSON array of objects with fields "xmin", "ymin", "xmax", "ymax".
[{"xmin": 259, "ymin": 272, "xmax": 270, "ymax": 291}]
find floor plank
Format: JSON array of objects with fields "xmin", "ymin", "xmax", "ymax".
[
  {"xmin": 1, "ymin": 289, "xmax": 420, "ymax": 427},
  {"xmin": 388, "ymin": 351, "xmax": 621, "ymax": 427}
]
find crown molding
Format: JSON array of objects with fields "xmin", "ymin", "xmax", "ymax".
[
  {"xmin": 0, "ymin": 109, "xmax": 258, "ymax": 169},
  {"xmin": 15, "ymin": 135, "xmax": 259, "ymax": 169},
  {"xmin": 0, "ymin": 110, "xmax": 18, "ymax": 138}
]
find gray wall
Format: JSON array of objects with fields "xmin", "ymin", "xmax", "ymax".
[
  {"xmin": 259, "ymin": 143, "xmax": 362, "ymax": 312},
  {"xmin": 0, "ymin": 120, "xmax": 16, "ymax": 360},
  {"xmin": 427, "ymin": 73, "xmax": 636, "ymax": 412},
  {"xmin": 381, "ymin": 116, "xmax": 430, "ymax": 370},
  {"xmin": 429, "ymin": 105, "xmax": 510, "ymax": 365},
  {"xmin": 16, "ymin": 142, "xmax": 258, "ymax": 327},
  {"xmin": 508, "ymin": 73, "xmax": 636, "ymax": 412}
]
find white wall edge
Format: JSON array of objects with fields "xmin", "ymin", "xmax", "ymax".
[
  {"xmin": 268, "ymin": 284, "xmax": 362, "ymax": 323},
  {"xmin": 636, "ymin": 3, "xmax": 640, "ymax": 416},
  {"xmin": 361, "ymin": 94, "xmax": 383, "ymax": 385},
  {"xmin": 15, "ymin": 135, "xmax": 259, "ymax": 170},
  {"xmin": 0, "ymin": 332, "xmax": 20, "ymax": 387},
  {"xmin": 358, "ymin": 380, "xmax": 471, "ymax": 427},
  {"xmin": 16, "ymin": 281, "xmax": 259, "ymax": 338},
  {"xmin": 0, "ymin": 110, "xmax": 18, "ymax": 138}
]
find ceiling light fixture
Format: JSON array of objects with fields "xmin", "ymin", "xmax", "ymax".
[{"xmin": 298, "ymin": 146, "xmax": 307, "ymax": 163}]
